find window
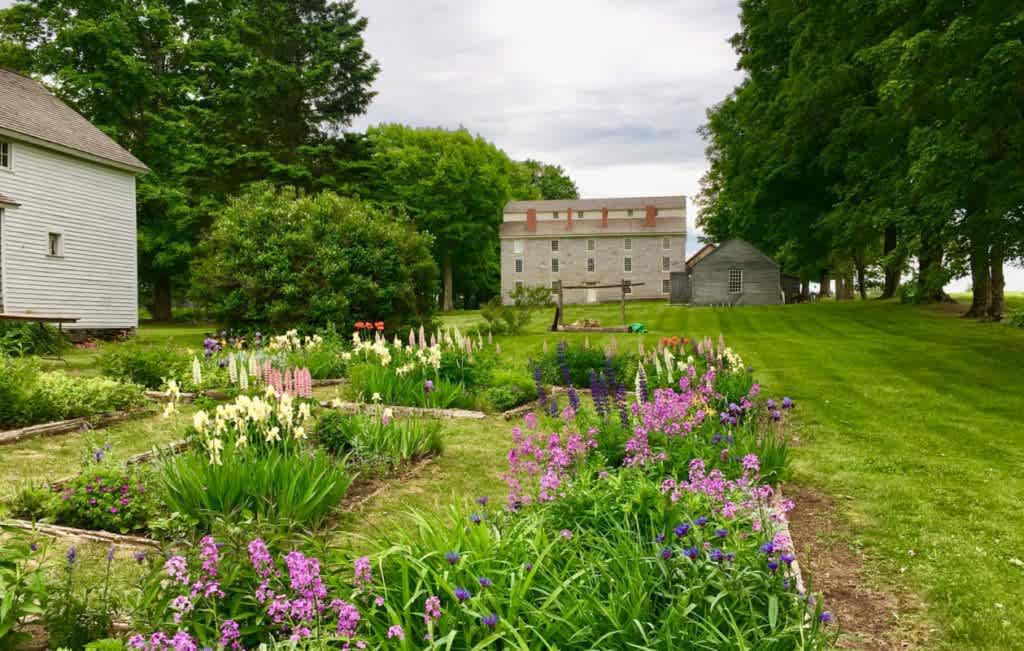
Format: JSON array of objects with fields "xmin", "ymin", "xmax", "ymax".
[
  {"xmin": 551, "ymin": 239, "xmax": 559, "ymax": 252},
  {"xmin": 551, "ymin": 257, "xmax": 559, "ymax": 273},
  {"xmin": 662, "ymin": 256, "xmax": 670, "ymax": 271},
  {"xmin": 662, "ymin": 237, "xmax": 671, "ymax": 250},
  {"xmin": 552, "ymin": 211, "xmax": 559, "ymax": 219},
  {"xmin": 623, "ymin": 237, "xmax": 632, "ymax": 251},
  {"xmin": 662, "ymin": 279, "xmax": 671, "ymax": 294},
  {"xmin": 587, "ymin": 239, "xmax": 595, "ymax": 251},
  {"xmin": 624, "ymin": 280, "xmax": 632, "ymax": 294},
  {"xmin": 551, "ymin": 280, "xmax": 561, "ymax": 292},
  {"xmin": 728, "ymin": 268, "xmax": 743, "ymax": 293},
  {"xmin": 577, "ymin": 211, "xmax": 584, "ymax": 219},
  {"xmin": 623, "ymin": 257, "xmax": 632, "ymax": 273},
  {"xmin": 587, "ymin": 257, "xmax": 595, "ymax": 273},
  {"xmin": 514, "ymin": 258, "xmax": 523, "ymax": 273},
  {"xmin": 48, "ymin": 232, "xmax": 63, "ymax": 257},
  {"xmin": 0, "ymin": 141, "xmax": 9, "ymax": 169},
  {"xmin": 515, "ymin": 280, "xmax": 524, "ymax": 291},
  {"xmin": 513, "ymin": 239, "xmax": 524, "ymax": 254},
  {"xmin": 627, "ymin": 209, "xmax": 634, "ymax": 217}
]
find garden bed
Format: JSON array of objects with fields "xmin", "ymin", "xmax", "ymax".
[
  {"xmin": 0, "ymin": 408, "xmax": 154, "ymax": 447},
  {"xmin": 143, "ymin": 378, "xmax": 346, "ymax": 403},
  {"xmin": 321, "ymin": 400, "xmax": 486, "ymax": 420}
]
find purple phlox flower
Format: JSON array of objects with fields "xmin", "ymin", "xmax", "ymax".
[
  {"xmin": 219, "ymin": 620, "xmax": 242, "ymax": 651},
  {"xmin": 482, "ymin": 613, "xmax": 499, "ymax": 629},
  {"xmin": 423, "ymin": 595, "xmax": 442, "ymax": 624},
  {"xmin": 374, "ymin": 596, "xmax": 385, "ymax": 607},
  {"xmin": 248, "ymin": 538, "xmax": 274, "ymax": 578},
  {"xmin": 455, "ymin": 587, "xmax": 472, "ymax": 602},
  {"xmin": 560, "ymin": 529, "xmax": 573, "ymax": 540},
  {"xmin": 445, "ymin": 551, "xmax": 460, "ymax": 565},
  {"xmin": 333, "ymin": 599, "xmax": 361, "ymax": 638},
  {"xmin": 354, "ymin": 556, "xmax": 373, "ymax": 587},
  {"xmin": 387, "ymin": 624, "xmax": 405, "ymax": 640}
]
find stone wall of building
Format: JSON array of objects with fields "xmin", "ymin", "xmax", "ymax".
[{"xmin": 500, "ymin": 233, "xmax": 687, "ymax": 304}]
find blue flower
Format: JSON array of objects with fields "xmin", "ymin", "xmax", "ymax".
[
  {"xmin": 660, "ymin": 548, "xmax": 673, "ymax": 560},
  {"xmin": 655, "ymin": 534, "xmax": 665, "ymax": 543},
  {"xmin": 455, "ymin": 587, "xmax": 472, "ymax": 602},
  {"xmin": 819, "ymin": 611, "xmax": 833, "ymax": 624},
  {"xmin": 709, "ymin": 548, "xmax": 724, "ymax": 562},
  {"xmin": 470, "ymin": 513, "xmax": 482, "ymax": 525},
  {"xmin": 684, "ymin": 546, "xmax": 699, "ymax": 559},
  {"xmin": 478, "ymin": 576, "xmax": 493, "ymax": 588},
  {"xmin": 476, "ymin": 495, "xmax": 489, "ymax": 506},
  {"xmin": 482, "ymin": 613, "xmax": 499, "ymax": 629},
  {"xmin": 694, "ymin": 516, "xmax": 708, "ymax": 527},
  {"xmin": 66, "ymin": 546, "xmax": 77, "ymax": 565},
  {"xmin": 445, "ymin": 551, "xmax": 460, "ymax": 565},
  {"xmin": 674, "ymin": 523, "xmax": 691, "ymax": 537},
  {"xmin": 782, "ymin": 397, "xmax": 795, "ymax": 409},
  {"xmin": 714, "ymin": 528, "xmax": 728, "ymax": 538},
  {"xmin": 781, "ymin": 553, "xmax": 795, "ymax": 565},
  {"xmin": 767, "ymin": 560, "xmax": 779, "ymax": 572},
  {"xmin": 759, "ymin": 542, "xmax": 775, "ymax": 555}
]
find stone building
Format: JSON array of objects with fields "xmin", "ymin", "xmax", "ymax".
[{"xmin": 499, "ymin": 195, "xmax": 686, "ymax": 304}]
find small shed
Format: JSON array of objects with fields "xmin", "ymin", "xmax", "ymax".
[{"xmin": 686, "ymin": 239, "xmax": 783, "ymax": 306}]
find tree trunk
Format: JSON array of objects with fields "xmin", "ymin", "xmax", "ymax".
[
  {"xmin": 963, "ymin": 240, "xmax": 990, "ymax": 318},
  {"xmin": 818, "ymin": 271, "xmax": 831, "ymax": 297},
  {"xmin": 880, "ymin": 226, "xmax": 899, "ymax": 299},
  {"xmin": 152, "ymin": 275, "xmax": 173, "ymax": 322},
  {"xmin": 987, "ymin": 243, "xmax": 1005, "ymax": 321},
  {"xmin": 442, "ymin": 256, "xmax": 454, "ymax": 312},
  {"xmin": 800, "ymin": 278, "xmax": 810, "ymax": 300},
  {"xmin": 917, "ymin": 232, "xmax": 950, "ymax": 302},
  {"xmin": 856, "ymin": 265, "xmax": 867, "ymax": 300}
]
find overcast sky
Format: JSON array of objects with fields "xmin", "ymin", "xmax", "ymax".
[{"xmin": 2, "ymin": 0, "xmax": 1018, "ymax": 288}]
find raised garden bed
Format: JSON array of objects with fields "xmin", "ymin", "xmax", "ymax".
[
  {"xmin": 0, "ymin": 408, "xmax": 154, "ymax": 447},
  {"xmin": 321, "ymin": 400, "xmax": 486, "ymax": 420}
]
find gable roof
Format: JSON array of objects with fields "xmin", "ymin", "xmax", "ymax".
[
  {"xmin": 0, "ymin": 68, "xmax": 148, "ymax": 173},
  {"xmin": 685, "ymin": 243, "xmax": 716, "ymax": 269},
  {"xmin": 689, "ymin": 239, "xmax": 780, "ymax": 269},
  {"xmin": 0, "ymin": 192, "xmax": 19, "ymax": 207},
  {"xmin": 500, "ymin": 217, "xmax": 685, "ymax": 237},
  {"xmin": 505, "ymin": 195, "xmax": 685, "ymax": 213}
]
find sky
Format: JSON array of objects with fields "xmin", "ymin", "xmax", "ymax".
[{"xmin": 1, "ymin": 0, "xmax": 1019, "ymax": 289}]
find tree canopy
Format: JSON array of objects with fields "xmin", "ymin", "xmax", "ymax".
[{"xmin": 699, "ymin": 0, "xmax": 1023, "ymax": 317}]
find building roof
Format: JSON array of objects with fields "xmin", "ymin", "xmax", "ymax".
[
  {"xmin": 689, "ymin": 238, "xmax": 780, "ymax": 269},
  {"xmin": 685, "ymin": 243, "xmax": 716, "ymax": 269},
  {"xmin": 0, "ymin": 68, "xmax": 148, "ymax": 173},
  {"xmin": 504, "ymin": 195, "xmax": 685, "ymax": 213},
  {"xmin": 0, "ymin": 192, "xmax": 19, "ymax": 207},
  {"xmin": 499, "ymin": 217, "xmax": 685, "ymax": 237}
]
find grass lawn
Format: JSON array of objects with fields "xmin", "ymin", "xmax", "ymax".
[{"xmin": 5, "ymin": 300, "xmax": 1023, "ymax": 649}]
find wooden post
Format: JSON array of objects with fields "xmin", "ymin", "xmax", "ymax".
[
  {"xmin": 558, "ymin": 282, "xmax": 564, "ymax": 328},
  {"xmin": 620, "ymin": 279, "xmax": 626, "ymax": 325}
]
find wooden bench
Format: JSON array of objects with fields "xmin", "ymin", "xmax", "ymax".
[{"xmin": 0, "ymin": 313, "xmax": 80, "ymax": 362}]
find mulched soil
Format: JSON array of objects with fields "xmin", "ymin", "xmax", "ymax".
[{"xmin": 785, "ymin": 485, "xmax": 934, "ymax": 650}]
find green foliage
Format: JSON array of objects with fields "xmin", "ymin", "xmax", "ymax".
[
  {"xmin": 347, "ymin": 363, "xmax": 468, "ymax": 409},
  {"xmin": 0, "ymin": 533, "xmax": 49, "ymax": 649},
  {"xmin": 533, "ymin": 343, "xmax": 637, "ymax": 388},
  {"xmin": 1008, "ymin": 307, "xmax": 1024, "ymax": 328},
  {"xmin": 480, "ymin": 369, "xmax": 537, "ymax": 412},
  {"xmin": 44, "ymin": 551, "xmax": 115, "ymax": 651},
  {"xmin": 0, "ymin": 357, "xmax": 146, "ymax": 428},
  {"xmin": 7, "ymin": 484, "xmax": 55, "ymax": 521},
  {"xmin": 191, "ymin": 184, "xmax": 438, "ymax": 331},
  {"xmin": 0, "ymin": 321, "xmax": 67, "ymax": 357},
  {"xmin": 52, "ymin": 465, "xmax": 155, "ymax": 535},
  {"xmin": 153, "ymin": 446, "xmax": 352, "ymax": 531},
  {"xmin": 314, "ymin": 411, "xmax": 443, "ymax": 466},
  {"xmin": 511, "ymin": 159, "xmax": 580, "ymax": 200},
  {"xmin": 480, "ymin": 284, "xmax": 553, "ymax": 335},
  {"xmin": 98, "ymin": 344, "xmax": 189, "ymax": 390}
]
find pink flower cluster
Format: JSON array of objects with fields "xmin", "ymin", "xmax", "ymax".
[
  {"xmin": 265, "ymin": 366, "xmax": 313, "ymax": 398},
  {"xmin": 625, "ymin": 369, "xmax": 715, "ymax": 466},
  {"xmin": 504, "ymin": 411, "xmax": 597, "ymax": 509}
]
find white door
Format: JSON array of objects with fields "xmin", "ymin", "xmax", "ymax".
[{"xmin": 586, "ymin": 288, "xmax": 598, "ymax": 304}]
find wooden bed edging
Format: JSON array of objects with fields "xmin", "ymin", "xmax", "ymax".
[
  {"xmin": 1, "ymin": 519, "xmax": 161, "ymax": 549},
  {"xmin": 0, "ymin": 409, "xmax": 154, "ymax": 447},
  {"xmin": 321, "ymin": 400, "xmax": 486, "ymax": 420},
  {"xmin": 144, "ymin": 378, "xmax": 347, "ymax": 403}
]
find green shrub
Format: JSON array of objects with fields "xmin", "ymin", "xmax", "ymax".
[
  {"xmin": 190, "ymin": 184, "xmax": 439, "ymax": 331},
  {"xmin": 348, "ymin": 362, "xmax": 468, "ymax": 409},
  {"xmin": 8, "ymin": 484, "xmax": 56, "ymax": 521},
  {"xmin": 480, "ymin": 284, "xmax": 553, "ymax": 334},
  {"xmin": 44, "ymin": 547, "xmax": 115, "ymax": 651},
  {"xmin": 532, "ymin": 342, "xmax": 637, "ymax": 388},
  {"xmin": 1010, "ymin": 307, "xmax": 1024, "ymax": 328},
  {"xmin": 0, "ymin": 321, "xmax": 68, "ymax": 357},
  {"xmin": 0, "ymin": 534, "xmax": 49, "ymax": 648},
  {"xmin": 154, "ymin": 446, "xmax": 352, "ymax": 530},
  {"xmin": 0, "ymin": 356, "xmax": 39, "ymax": 427},
  {"xmin": 480, "ymin": 369, "xmax": 537, "ymax": 412},
  {"xmin": 315, "ymin": 411, "xmax": 443, "ymax": 466},
  {"xmin": 52, "ymin": 465, "xmax": 155, "ymax": 534},
  {"xmin": 98, "ymin": 343, "xmax": 189, "ymax": 389}
]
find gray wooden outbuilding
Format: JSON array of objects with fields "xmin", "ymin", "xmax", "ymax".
[{"xmin": 669, "ymin": 239, "xmax": 784, "ymax": 306}]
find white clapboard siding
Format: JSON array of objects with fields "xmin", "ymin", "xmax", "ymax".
[{"xmin": 0, "ymin": 139, "xmax": 137, "ymax": 329}]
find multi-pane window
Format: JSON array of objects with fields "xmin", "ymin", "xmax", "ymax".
[
  {"xmin": 551, "ymin": 258, "xmax": 559, "ymax": 273},
  {"xmin": 662, "ymin": 237, "xmax": 671, "ymax": 249},
  {"xmin": 728, "ymin": 268, "xmax": 743, "ymax": 293},
  {"xmin": 552, "ymin": 211, "xmax": 560, "ymax": 219},
  {"xmin": 514, "ymin": 258, "xmax": 523, "ymax": 273},
  {"xmin": 662, "ymin": 279, "xmax": 671, "ymax": 294},
  {"xmin": 587, "ymin": 239, "xmax": 596, "ymax": 251},
  {"xmin": 623, "ymin": 237, "xmax": 632, "ymax": 251},
  {"xmin": 623, "ymin": 257, "xmax": 632, "ymax": 273},
  {"xmin": 551, "ymin": 239, "xmax": 559, "ymax": 252},
  {"xmin": 48, "ymin": 232, "xmax": 63, "ymax": 257},
  {"xmin": 624, "ymin": 280, "xmax": 633, "ymax": 294},
  {"xmin": 662, "ymin": 256, "xmax": 670, "ymax": 272},
  {"xmin": 626, "ymin": 209, "xmax": 634, "ymax": 217},
  {"xmin": 0, "ymin": 141, "xmax": 10, "ymax": 169},
  {"xmin": 587, "ymin": 257, "xmax": 595, "ymax": 273},
  {"xmin": 551, "ymin": 280, "xmax": 561, "ymax": 291},
  {"xmin": 513, "ymin": 239, "xmax": 524, "ymax": 254}
]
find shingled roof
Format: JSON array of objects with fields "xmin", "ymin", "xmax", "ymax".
[
  {"xmin": 500, "ymin": 217, "xmax": 685, "ymax": 237},
  {"xmin": 0, "ymin": 68, "xmax": 148, "ymax": 173},
  {"xmin": 504, "ymin": 195, "xmax": 685, "ymax": 213}
]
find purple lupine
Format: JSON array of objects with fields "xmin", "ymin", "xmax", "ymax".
[
  {"xmin": 566, "ymin": 386, "xmax": 580, "ymax": 413},
  {"xmin": 589, "ymin": 369, "xmax": 607, "ymax": 418},
  {"xmin": 547, "ymin": 396, "xmax": 559, "ymax": 417},
  {"xmin": 636, "ymin": 364, "xmax": 649, "ymax": 404},
  {"xmin": 531, "ymin": 362, "xmax": 547, "ymax": 402},
  {"xmin": 556, "ymin": 340, "xmax": 573, "ymax": 386}
]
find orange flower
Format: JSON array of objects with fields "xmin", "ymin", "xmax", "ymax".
[
  {"xmin": 355, "ymin": 321, "xmax": 366, "ymax": 330},
  {"xmin": 375, "ymin": 321, "xmax": 385, "ymax": 331}
]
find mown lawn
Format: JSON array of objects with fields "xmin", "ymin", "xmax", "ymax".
[{"xmin": 5, "ymin": 300, "xmax": 1023, "ymax": 649}]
